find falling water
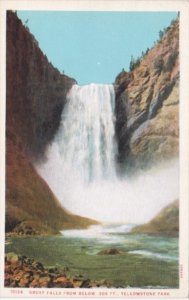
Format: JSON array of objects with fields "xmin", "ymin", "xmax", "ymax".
[
  {"xmin": 36, "ymin": 84, "xmax": 179, "ymax": 223},
  {"xmin": 57, "ymin": 84, "xmax": 117, "ymax": 183}
]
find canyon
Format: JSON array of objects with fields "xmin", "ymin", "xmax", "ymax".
[{"xmin": 6, "ymin": 11, "xmax": 179, "ymax": 235}]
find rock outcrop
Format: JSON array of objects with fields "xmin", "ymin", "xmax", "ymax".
[
  {"xmin": 5, "ymin": 253, "xmax": 108, "ymax": 288},
  {"xmin": 131, "ymin": 200, "xmax": 179, "ymax": 236},
  {"xmin": 115, "ymin": 18, "xmax": 179, "ymax": 171},
  {"xmin": 6, "ymin": 11, "xmax": 97, "ymax": 234},
  {"xmin": 98, "ymin": 248, "xmax": 121, "ymax": 255}
]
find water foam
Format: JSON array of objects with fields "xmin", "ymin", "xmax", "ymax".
[{"xmin": 128, "ymin": 250, "xmax": 178, "ymax": 261}]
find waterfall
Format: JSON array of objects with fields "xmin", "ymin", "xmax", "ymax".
[
  {"xmin": 57, "ymin": 84, "xmax": 117, "ymax": 183},
  {"xmin": 36, "ymin": 84, "xmax": 179, "ymax": 223}
]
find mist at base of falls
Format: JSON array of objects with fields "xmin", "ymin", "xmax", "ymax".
[
  {"xmin": 36, "ymin": 155, "xmax": 178, "ymax": 223},
  {"xmin": 35, "ymin": 84, "xmax": 179, "ymax": 224}
]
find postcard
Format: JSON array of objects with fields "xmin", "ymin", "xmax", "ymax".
[{"xmin": 0, "ymin": 0, "xmax": 188, "ymax": 298}]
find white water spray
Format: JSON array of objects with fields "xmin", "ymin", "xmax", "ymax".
[
  {"xmin": 56, "ymin": 84, "xmax": 117, "ymax": 183},
  {"xmin": 36, "ymin": 84, "xmax": 179, "ymax": 223}
]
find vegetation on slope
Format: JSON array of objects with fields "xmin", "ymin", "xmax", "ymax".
[{"xmin": 115, "ymin": 17, "xmax": 179, "ymax": 170}]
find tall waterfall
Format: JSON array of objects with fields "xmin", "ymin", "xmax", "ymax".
[
  {"xmin": 36, "ymin": 84, "xmax": 179, "ymax": 223},
  {"xmin": 58, "ymin": 84, "xmax": 117, "ymax": 183}
]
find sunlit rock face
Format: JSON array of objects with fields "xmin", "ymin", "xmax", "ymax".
[{"xmin": 115, "ymin": 18, "xmax": 179, "ymax": 170}]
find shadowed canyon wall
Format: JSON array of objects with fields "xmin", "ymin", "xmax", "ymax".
[
  {"xmin": 6, "ymin": 11, "xmax": 97, "ymax": 234},
  {"xmin": 7, "ymin": 11, "xmax": 76, "ymax": 159}
]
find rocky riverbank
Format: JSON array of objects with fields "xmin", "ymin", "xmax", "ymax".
[{"xmin": 5, "ymin": 252, "xmax": 110, "ymax": 288}]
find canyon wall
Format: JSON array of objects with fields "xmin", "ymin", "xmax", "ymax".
[
  {"xmin": 115, "ymin": 18, "xmax": 179, "ymax": 171},
  {"xmin": 7, "ymin": 11, "xmax": 76, "ymax": 159},
  {"xmin": 6, "ymin": 137, "xmax": 97, "ymax": 235},
  {"xmin": 6, "ymin": 11, "xmax": 97, "ymax": 234},
  {"xmin": 6, "ymin": 11, "xmax": 179, "ymax": 234}
]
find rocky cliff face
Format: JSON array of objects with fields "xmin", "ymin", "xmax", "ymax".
[
  {"xmin": 115, "ymin": 18, "xmax": 179, "ymax": 171},
  {"xmin": 7, "ymin": 11, "xmax": 76, "ymax": 159},
  {"xmin": 6, "ymin": 11, "xmax": 97, "ymax": 234}
]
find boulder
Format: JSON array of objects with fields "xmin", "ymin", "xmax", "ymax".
[
  {"xmin": 6, "ymin": 252, "xmax": 19, "ymax": 264},
  {"xmin": 98, "ymin": 248, "xmax": 121, "ymax": 255}
]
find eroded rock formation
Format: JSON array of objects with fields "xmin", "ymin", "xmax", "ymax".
[{"xmin": 115, "ymin": 18, "xmax": 179, "ymax": 171}]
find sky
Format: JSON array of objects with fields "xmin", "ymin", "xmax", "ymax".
[{"xmin": 17, "ymin": 11, "xmax": 178, "ymax": 85}]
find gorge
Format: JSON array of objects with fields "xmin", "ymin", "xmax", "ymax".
[
  {"xmin": 5, "ymin": 10, "xmax": 180, "ymax": 289},
  {"xmin": 6, "ymin": 11, "xmax": 179, "ymax": 234}
]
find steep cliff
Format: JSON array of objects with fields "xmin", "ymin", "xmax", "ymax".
[
  {"xmin": 7, "ymin": 11, "xmax": 76, "ymax": 159},
  {"xmin": 115, "ymin": 18, "xmax": 179, "ymax": 171},
  {"xmin": 131, "ymin": 200, "xmax": 179, "ymax": 236},
  {"xmin": 6, "ymin": 11, "xmax": 97, "ymax": 234}
]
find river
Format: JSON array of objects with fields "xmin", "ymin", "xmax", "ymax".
[{"xmin": 6, "ymin": 224, "xmax": 179, "ymax": 288}]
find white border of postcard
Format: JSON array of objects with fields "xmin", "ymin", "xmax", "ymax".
[{"xmin": 0, "ymin": 0, "xmax": 188, "ymax": 298}]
